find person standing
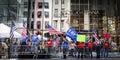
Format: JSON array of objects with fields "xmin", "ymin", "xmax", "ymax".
[
  {"xmin": 46, "ymin": 37, "xmax": 52, "ymax": 57},
  {"xmin": 103, "ymin": 39, "xmax": 109, "ymax": 58},
  {"xmin": 70, "ymin": 41, "xmax": 76, "ymax": 57},
  {"xmin": 77, "ymin": 41, "xmax": 84, "ymax": 59},
  {"xmin": 62, "ymin": 38, "xmax": 68, "ymax": 59},
  {"xmin": 99, "ymin": 37, "xmax": 104, "ymax": 57},
  {"xmin": 87, "ymin": 40, "xmax": 93, "ymax": 58},
  {"xmin": 118, "ymin": 44, "xmax": 120, "ymax": 56},
  {"xmin": 96, "ymin": 43, "xmax": 101, "ymax": 59},
  {"xmin": 38, "ymin": 40, "xmax": 43, "ymax": 54},
  {"xmin": 12, "ymin": 39, "xmax": 18, "ymax": 56},
  {"xmin": 26, "ymin": 39, "xmax": 31, "ymax": 52},
  {"xmin": 0, "ymin": 41, "xmax": 8, "ymax": 58}
]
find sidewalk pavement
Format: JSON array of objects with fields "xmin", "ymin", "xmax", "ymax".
[
  {"xmin": 0, "ymin": 52, "xmax": 120, "ymax": 59},
  {"xmin": 1, "ymin": 58, "xmax": 120, "ymax": 60},
  {"xmin": 52, "ymin": 52, "xmax": 120, "ymax": 58}
]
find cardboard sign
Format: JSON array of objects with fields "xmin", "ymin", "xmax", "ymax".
[{"xmin": 77, "ymin": 34, "xmax": 86, "ymax": 42}]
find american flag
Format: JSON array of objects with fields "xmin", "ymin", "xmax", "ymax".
[
  {"xmin": 22, "ymin": 20, "xmax": 26, "ymax": 38},
  {"xmin": 54, "ymin": 35, "xmax": 60, "ymax": 47},
  {"xmin": 48, "ymin": 24, "xmax": 63, "ymax": 34},
  {"xmin": 93, "ymin": 27, "xmax": 99, "ymax": 45},
  {"xmin": 10, "ymin": 21, "xmax": 16, "ymax": 39}
]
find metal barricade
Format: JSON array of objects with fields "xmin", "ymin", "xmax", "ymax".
[
  {"xmin": 11, "ymin": 45, "xmax": 37, "ymax": 55},
  {"xmin": 0, "ymin": 48, "xmax": 8, "ymax": 58},
  {"xmin": 1, "ymin": 43, "xmax": 119, "ymax": 59}
]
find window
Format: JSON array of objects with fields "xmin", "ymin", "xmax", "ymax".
[
  {"xmin": 61, "ymin": 0, "xmax": 64, "ymax": 4},
  {"xmin": 61, "ymin": 8, "xmax": 65, "ymax": 16},
  {"xmin": 45, "ymin": 21, "xmax": 49, "ymax": 29},
  {"xmin": 38, "ymin": 2, "xmax": 42, "ymax": 8},
  {"xmin": 31, "ymin": 21, "xmax": 34, "ymax": 29},
  {"xmin": 32, "ymin": 12, "xmax": 34, "ymax": 18},
  {"xmin": 55, "ymin": 0, "xmax": 58, "ymax": 4},
  {"xmin": 37, "ymin": 11, "xmax": 42, "ymax": 18},
  {"xmin": 23, "ymin": 11, "xmax": 28, "ymax": 17},
  {"xmin": 107, "ymin": 0, "xmax": 110, "ymax": 5},
  {"xmin": 60, "ymin": 20, "xmax": 64, "ymax": 31},
  {"xmin": 44, "ymin": 2, "xmax": 49, "ymax": 8},
  {"xmin": 37, "ymin": 21, "xmax": 41, "ymax": 29},
  {"xmin": 24, "ymin": 2, "xmax": 28, "ymax": 8},
  {"xmin": 45, "ymin": 11, "xmax": 49, "ymax": 18},
  {"xmin": 71, "ymin": 0, "xmax": 76, "ymax": 3},
  {"xmin": 98, "ymin": 0, "xmax": 103, "ymax": 5},
  {"xmin": 32, "ymin": 2, "xmax": 35, "ymax": 9},
  {"xmin": 54, "ymin": 9, "xmax": 58, "ymax": 17},
  {"xmin": 54, "ymin": 20, "xmax": 57, "ymax": 29},
  {"xmin": 80, "ymin": 0, "xmax": 88, "ymax": 4}
]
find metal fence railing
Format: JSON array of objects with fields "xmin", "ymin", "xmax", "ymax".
[{"xmin": 0, "ymin": 45, "xmax": 120, "ymax": 59}]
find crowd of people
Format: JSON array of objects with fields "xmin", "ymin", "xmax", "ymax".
[{"xmin": 0, "ymin": 35, "xmax": 120, "ymax": 59}]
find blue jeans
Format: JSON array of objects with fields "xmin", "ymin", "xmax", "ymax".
[
  {"xmin": 88, "ymin": 48, "xmax": 93, "ymax": 58},
  {"xmin": 46, "ymin": 46, "xmax": 52, "ymax": 55},
  {"xmin": 26, "ymin": 46, "xmax": 31, "ymax": 52},
  {"xmin": 31, "ymin": 42, "xmax": 38, "ymax": 54},
  {"xmin": 103, "ymin": 48, "xmax": 109, "ymax": 58},
  {"xmin": 12, "ymin": 45, "xmax": 17, "ymax": 56},
  {"xmin": 63, "ymin": 48, "xmax": 67, "ymax": 59},
  {"xmin": 52, "ymin": 47, "xmax": 56, "ymax": 54},
  {"xmin": 78, "ymin": 48, "xmax": 84, "ymax": 59},
  {"xmin": 100, "ymin": 48, "xmax": 104, "ymax": 56}
]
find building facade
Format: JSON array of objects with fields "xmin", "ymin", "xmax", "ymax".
[
  {"xmin": 70, "ymin": 0, "xmax": 120, "ymax": 45},
  {"xmin": 52, "ymin": 0, "xmax": 70, "ymax": 32},
  {"xmin": 0, "ymin": 0, "xmax": 120, "ymax": 44}
]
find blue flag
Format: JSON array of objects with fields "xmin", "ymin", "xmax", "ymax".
[{"xmin": 65, "ymin": 27, "xmax": 78, "ymax": 41}]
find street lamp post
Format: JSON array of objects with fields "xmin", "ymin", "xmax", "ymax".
[
  {"xmin": 59, "ymin": 0, "xmax": 62, "ymax": 31},
  {"xmin": 41, "ymin": 0, "xmax": 44, "ymax": 40},
  {"xmin": 27, "ymin": 0, "xmax": 31, "ymax": 35}
]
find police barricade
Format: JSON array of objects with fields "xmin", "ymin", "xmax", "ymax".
[
  {"xmin": 10, "ymin": 44, "xmax": 93, "ymax": 59},
  {"xmin": 11, "ymin": 45, "xmax": 52, "ymax": 59},
  {"xmin": 11, "ymin": 45, "xmax": 35, "ymax": 58},
  {"xmin": 49, "ymin": 44, "xmax": 120, "ymax": 59},
  {"xmin": 0, "ymin": 48, "xmax": 8, "ymax": 58},
  {"xmin": 6, "ymin": 44, "xmax": 120, "ymax": 59}
]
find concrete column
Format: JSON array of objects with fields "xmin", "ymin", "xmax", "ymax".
[{"xmin": 84, "ymin": 10, "xmax": 90, "ymax": 30}]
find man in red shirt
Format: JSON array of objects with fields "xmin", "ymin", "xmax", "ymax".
[
  {"xmin": 87, "ymin": 40, "xmax": 93, "ymax": 58},
  {"xmin": 46, "ymin": 37, "xmax": 52, "ymax": 57},
  {"xmin": 77, "ymin": 41, "xmax": 84, "ymax": 59},
  {"xmin": 103, "ymin": 39, "xmax": 109, "ymax": 58},
  {"xmin": 46, "ymin": 39, "xmax": 52, "ymax": 47}
]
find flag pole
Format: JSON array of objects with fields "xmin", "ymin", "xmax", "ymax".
[
  {"xmin": 79, "ymin": 0, "xmax": 80, "ymax": 33},
  {"xmin": 88, "ymin": 0, "xmax": 90, "ymax": 37},
  {"xmin": 60, "ymin": 0, "xmax": 62, "ymax": 31},
  {"xmin": 34, "ymin": 0, "xmax": 38, "ymax": 34},
  {"xmin": 27, "ymin": 0, "xmax": 31, "ymax": 35},
  {"xmin": 92, "ymin": 0, "xmax": 96, "ymax": 44},
  {"xmin": 42, "ymin": 0, "xmax": 45, "ymax": 40},
  {"xmin": 9, "ymin": 21, "xmax": 15, "ymax": 58}
]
